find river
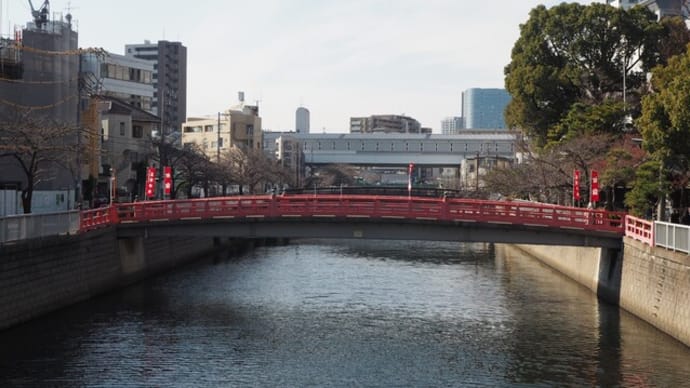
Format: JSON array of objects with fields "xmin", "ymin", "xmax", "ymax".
[{"xmin": 1, "ymin": 240, "xmax": 689, "ymax": 386}]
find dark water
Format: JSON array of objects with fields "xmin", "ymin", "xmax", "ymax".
[{"xmin": 1, "ymin": 240, "xmax": 690, "ymax": 387}]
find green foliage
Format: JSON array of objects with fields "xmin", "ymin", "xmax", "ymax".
[
  {"xmin": 639, "ymin": 46, "xmax": 690, "ymax": 162},
  {"xmin": 505, "ymin": 3, "xmax": 662, "ymax": 147},
  {"xmin": 636, "ymin": 44, "xmax": 690, "ymax": 214},
  {"xmin": 625, "ymin": 160, "xmax": 666, "ymax": 217},
  {"xmin": 550, "ymin": 100, "xmax": 626, "ymax": 142},
  {"xmin": 657, "ymin": 17, "xmax": 690, "ymax": 66}
]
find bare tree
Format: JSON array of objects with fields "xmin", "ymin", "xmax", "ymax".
[
  {"xmin": 172, "ymin": 143, "xmax": 219, "ymax": 198},
  {"xmin": 484, "ymin": 134, "xmax": 612, "ymax": 205},
  {"xmin": 0, "ymin": 109, "xmax": 78, "ymax": 213},
  {"xmin": 304, "ymin": 164, "xmax": 357, "ymax": 188},
  {"xmin": 220, "ymin": 147, "xmax": 273, "ymax": 194}
]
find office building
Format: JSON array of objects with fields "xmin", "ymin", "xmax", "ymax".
[
  {"xmin": 81, "ymin": 52, "xmax": 154, "ymax": 114},
  {"xmin": 350, "ymin": 114, "xmax": 429, "ymax": 134},
  {"xmin": 125, "ymin": 40, "xmax": 187, "ymax": 135},
  {"xmin": 462, "ymin": 88, "xmax": 511, "ymax": 130},
  {"xmin": 441, "ymin": 116, "xmax": 464, "ymax": 134}
]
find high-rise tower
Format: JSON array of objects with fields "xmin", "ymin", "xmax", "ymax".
[
  {"xmin": 296, "ymin": 107, "xmax": 310, "ymax": 133},
  {"xmin": 125, "ymin": 40, "xmax": 187, "ymax": 136},
  {"xmin": 462, "ymin": 88, "xmax": 511, "ymax": 130}
]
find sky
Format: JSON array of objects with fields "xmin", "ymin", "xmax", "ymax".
[{"xmin": 1, "ymin": 0, "xmax": 600, "ymax": 133}]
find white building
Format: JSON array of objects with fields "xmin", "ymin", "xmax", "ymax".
[
  {"xmin": 606, "ymin": 0, "xmax": 689, "ymax": 18},
  {"xmin": 296, "ymin": 107, "xmax": 310, "ymax": 134},
  {"xmin": 81, "ymin": 52, "xmax": 154, "ymax": 114},
  {"xmin": 441, "ymin": 116, "xmax": 463, "ymax": 134}
]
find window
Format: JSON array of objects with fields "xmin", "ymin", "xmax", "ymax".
[
  {"xmin": 119, "ymin": 122, "xmax": 125, "ymax": 136},
  {"xmin": 132, "ymin": 125, "xmax": 143, "ymax": 138},
  {"xmin": 246, "ymin": 125, "xmax": 254, "ymax": 137}
]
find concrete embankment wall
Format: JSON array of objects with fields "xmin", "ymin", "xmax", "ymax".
[
  {"xmin": 500, "ymin": 240, "xmax": 689, "ymax": 347},
  {"xmin": 0, "ymin": 228, "xmax": 221, "ymax": 331},
  {"xmin": 619, "ymin": 237, "xmax": 690, "ymax": 347}
]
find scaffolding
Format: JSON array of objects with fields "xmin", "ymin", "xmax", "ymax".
[{"xmin": 0, "ymin": 38, "xmax": 22, "ymax": 79}]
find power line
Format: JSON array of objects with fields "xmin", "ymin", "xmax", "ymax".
[
  {"xmin": 0, "ymin": 93, "xmax": 77, "ymax": 110},
  {"xmin": 0, "ymin": 75, "xmax": 80, "ymax": 84}
]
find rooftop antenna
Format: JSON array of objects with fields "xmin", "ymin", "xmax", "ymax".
[
  {"xmin": 27, "ymin": 0, "xmax": 49, "ymax": 29},
  {"xmin": 64, "ymin": 1, "xmax": 77, "ymax": 27}
]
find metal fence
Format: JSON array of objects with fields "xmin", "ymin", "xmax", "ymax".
[
  {"xmin": 655, "ymin": 221, "xmax": 690, "ymax": 254},
  {"xmin": 0, "ymin": 210, "xmax": 80, "ymax": 244}
]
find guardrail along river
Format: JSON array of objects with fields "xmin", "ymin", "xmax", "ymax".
[{"xmin": 1, "ymin": 240, "xmax": 689, "ymax": 386}]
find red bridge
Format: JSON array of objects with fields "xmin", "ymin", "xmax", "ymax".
[{"xmin": 80, "ymin": 194, "xmax": 626, "ymax": 248}]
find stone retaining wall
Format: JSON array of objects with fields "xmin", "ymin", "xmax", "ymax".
[{"xmin": 0, "ymin": 229, "xmax": 217, "ymax": 331}]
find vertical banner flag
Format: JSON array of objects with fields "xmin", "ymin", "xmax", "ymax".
[
  {"xmin": 146, "ymin": 167, "xmax": 157, "ymax": 199},
  {"xmin": 573, "ymin": 170, "xmax": 581, "ymax": 202},
  {"xmin": 408, "ymin": 163, "xmax": 414, "ymax": 194},
  {"xmin": 591, "ymin": 170, "xmax": 600, "ymax": 203},
  {"xmin": 163, "ymin": 166, "xmax": 172, "ymax": 196}
]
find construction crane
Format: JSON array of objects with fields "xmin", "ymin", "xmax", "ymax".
[{"xmin": 27, "ymin": 0, "xmax": 49, "ymax": 29}]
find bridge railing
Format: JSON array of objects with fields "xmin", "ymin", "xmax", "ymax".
[
  {"xmin": 0, "ymin": 210, "xmax": 80, "ymax": 244},
  {"xmin": 80, "ymin": 207, "xmax": 117, "ymax": 232},
  {"xmin": 624, "ymin": 215, "xmax": 654, "ymax": 246},
  {"xmin": 655, "ymin": 221, "xmax": 690, "ymax": 254},
  {"xmin": 88, "ymin": 195, "xmax": 626, "ymax": 235}
]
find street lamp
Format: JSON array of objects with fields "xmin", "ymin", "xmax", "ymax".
[{"xmin": 108, "ymin": 167, "xmax": 116, "ymax": 205}]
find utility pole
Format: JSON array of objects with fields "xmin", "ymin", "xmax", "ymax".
[
  {"xmin": 159, "ymin": 90, "xmax": 167, "ymax": 200},
  {"xmin": 75, "ymin": 52, "xmax": 82, "ymax": 208}
]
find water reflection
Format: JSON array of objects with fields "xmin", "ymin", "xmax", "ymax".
[{"xmin": 0, "ymin": 240, "xmax": 688, "ymax": 386}]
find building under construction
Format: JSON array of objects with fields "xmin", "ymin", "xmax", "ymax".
[{"xmin": 0, "ymin": 2, "xmax": 81, "ymax": 211}]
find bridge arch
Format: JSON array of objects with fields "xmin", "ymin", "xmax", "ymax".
[{"xmin": 82, "ymin": 195, "xmax": 625, "ymax": 249}]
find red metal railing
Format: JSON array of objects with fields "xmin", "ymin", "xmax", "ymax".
[
  {"xmin": 624, "ymin": 215, "xmax": 654, "ymax": 246},
  {"xmin": 79, "ymin": 206, "xmax": 117, "ymax": 232},
  {"xmin": 79, "ymin": 195, "xmax": 627, "ymax": 235}
]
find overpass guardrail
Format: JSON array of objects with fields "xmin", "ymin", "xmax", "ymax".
[
  {"xmin": 655, "ymin": 221, "xmax": 690, "ymax": 254},
  {"xmin": 0, "ymin": 210, "xmax": 80, "ymax": 244}
]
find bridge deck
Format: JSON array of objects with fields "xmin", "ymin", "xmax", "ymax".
[{"xmin": 80, "ymin": 195, "xmax": 625, "ymax": 247}]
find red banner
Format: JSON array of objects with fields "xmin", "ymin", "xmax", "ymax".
[
  {"xmin": 591, "ymin": 170, "xmax": 600, "ymax": 203},
  {"xmin": 163, "ymin": 166, "xmax": 172, "ymax": 196},
  {"xmin": 146, "ymin": 167, "xmax": 157, "ymax": 199},
  {"xmin": 573, "ymin": 170, "xmax": 580, "ymax": 202}
]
